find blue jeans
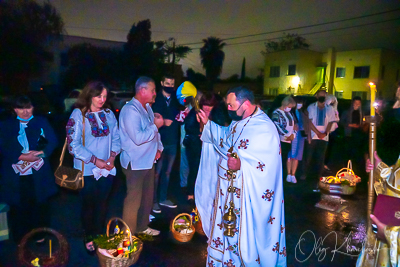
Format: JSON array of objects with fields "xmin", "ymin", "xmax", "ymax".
[
  {"xmin": 154, "ymin": 144, "xmax": 177, "ymax": 203},
  {"xmin": 180, "ymin": 145, "xmax": 189, "ymax": 187}
]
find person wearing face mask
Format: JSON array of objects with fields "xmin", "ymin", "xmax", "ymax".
[
  {"xmin": 0, "ymin": 95, "xmax": 58, "ymax": 242},
  {"xmin": 195, "ymin": 86, "xmax": 286, "ymax": 266},
  {"xmin": 287, "ymin": 97, "xmax": 309, "ymax": 182},
  {"xmin": 305, "ymin": 90, "xmax": 336, "ymax": 183},
  {"xmin": 272, "ymin": 96, "xmax": 297, "ymax": 183},
  {"xmin": 151, "ymin": 74, "xmax": 182, "ymax": 212}
]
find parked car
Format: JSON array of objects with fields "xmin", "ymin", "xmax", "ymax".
[
  {"xmin": 109, "ymin": 91, "xmax": 134, "ymax": 113},
  {"xmin": 64, "ymin": 89, "xmax": 81, "ymax": 113}
]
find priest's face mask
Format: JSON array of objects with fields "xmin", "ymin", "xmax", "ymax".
[{"xmin": 226, "ymin": 93, "xmax": 245, "ymax": 121}]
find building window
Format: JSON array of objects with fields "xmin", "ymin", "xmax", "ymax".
[
  {"xmin": 269, "ymin": 66, "xmax": 280, "ymax": 78},
  {"xmin": 353, "ymin": 66, "xmax": 370, "ymax": 78},
  {"xmin": 287, "ymin": 65, "xmax": 296, "ymax": 76},
  {"xmin": 336, "ymin": 67, "xmax": 345, "ymax": 78},
  {"xmin": 335, "ymin": 91, "xmax": 343, "ymax": 99},
  {"xmin": 268, "ymin": 88, "xmax": 278, "ymax": 96},
  {"xmin": 352, "ymin": 91, "xmax": 367, "ymax": 100}
]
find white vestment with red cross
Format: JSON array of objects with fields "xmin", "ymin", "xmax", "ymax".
[{"xmin": 195, "ymin": 108, "xmax": 287, "ymax": 267}]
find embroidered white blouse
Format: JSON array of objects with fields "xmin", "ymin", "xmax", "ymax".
[{"xmin": 67, "ymin": 108, "xmax": 121, "ymax": 177}]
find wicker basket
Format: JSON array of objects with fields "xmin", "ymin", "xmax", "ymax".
[
  {"xmin": 18, "ymin": 227, "xmax": 69, "ymax": 267},
  {"xmin": 171, "ymin": 213, "xmax": 195, "ymax": 242},
  {"xmin": 96, "ymin": 217, "xmax": 143, "ymax": 267},
  {"xmin": 318, "ymin": 181, "xmax": 356, "ymax": 195}
]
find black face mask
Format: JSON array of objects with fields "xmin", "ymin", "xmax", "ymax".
[
  {"xmin": 317, "ymin": 96, "xmax": 326, "ymax": 103},
  {"xmin": 163, "ymin": 86, "xmax": 175, "ymax": 94},
  {"xmin": 228, "ymin": 103, "xmax": 245, "ymax": 121}
]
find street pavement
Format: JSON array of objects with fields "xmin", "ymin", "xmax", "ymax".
[{"xmin": 0, "ymin": 129, "xmax": 370, "ymax": 266}]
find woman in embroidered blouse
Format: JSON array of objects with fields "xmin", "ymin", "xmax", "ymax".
[
  {"xmin": 0, "ymin": 95, "xmax": 58, "ymax": 242},
  {"xmin": 272, "ymin": 96, "xmax": 297, "ymax": 183},
  {"xmin": 66, "ymin": 81, "xmax": 120, "ymax": 253}
]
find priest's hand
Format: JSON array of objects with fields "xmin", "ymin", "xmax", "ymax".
[
  {"xmin": 370, "ymin": 214, "xmax": 387, "ymax": 242},
  {"xmin": 227, "ymin": 154, "xmax": 241, "ymax": 171},
  {"xmin": 366, "ymin": 151, "xmax": 382, "ymax": 172},
  {"xmin": 196, "ymin": 109, "xmax": 209, "ymax": 125}
]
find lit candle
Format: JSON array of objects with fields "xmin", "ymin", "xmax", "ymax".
[
  {"xmin": 49, "ymin": 239, "xmax": 52, "ymax": 258},
  {"xmin": 369, "ymin": 82, "xmax": 376, "ymax": 116}
]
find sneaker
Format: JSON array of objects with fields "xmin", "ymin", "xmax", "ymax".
[
  {"xmin": 140, "ymin": 227, "xmax": 160, "ymax": 236},
  {"xmin": 286, "ymin": 175, "xmax": 292, "ymax": 183},
  {"xmin": 152, "ymin": 203, "xmax": 161, "ymax": 213},
  {"xmin": 159, "ymin": 200, "xmax": 177, "ymax": 208},
  {"xmin": 291, "ymin": 175, "xmax": 297, "ymax": 184}
]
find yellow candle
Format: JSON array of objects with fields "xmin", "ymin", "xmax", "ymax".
[
  {"xmin": 369, "ymin": 82, "xmax": 376, "ymax": 116},
  {"xmin": 50, "ymin": 239, "xmax": 52, "ymax": 258}
]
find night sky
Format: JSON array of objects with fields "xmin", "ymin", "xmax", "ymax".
[{"xmin": 48, "ymin": 0, "xmax": 400, "ymax": 78}]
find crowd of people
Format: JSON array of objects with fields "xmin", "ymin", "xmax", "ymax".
[{"xmin": 0, "ymin": 76, "xmax": 399, "ymax": 266}]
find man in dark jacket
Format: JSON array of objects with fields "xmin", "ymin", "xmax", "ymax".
[{"xmin": 151, "ymin": 74, "xmax": 181, "ymax": 212}]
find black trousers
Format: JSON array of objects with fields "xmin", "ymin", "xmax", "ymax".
[
  {"xmin": 9, "ymin": 175, "xmax": 51, "ymax": 242},
  {"xmin": 185, "ymin": 137, "xmax": 202, "ymax": 195},
  {"xmin": 80, "ymin": 175, "xmax": 113, "ymax": 237},
  {"xmin": 305, "ymin": 140, "xmax": 328, "ymax": 179}
]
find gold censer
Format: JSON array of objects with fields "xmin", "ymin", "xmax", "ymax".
[{"xmin": 223, "ymin": 151, "xmax": 238, "ymax": 237}]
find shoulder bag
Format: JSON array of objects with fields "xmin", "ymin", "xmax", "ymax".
[{"xmin": 55, "ymin": 110, "xmax": 85, "ymax": 190}]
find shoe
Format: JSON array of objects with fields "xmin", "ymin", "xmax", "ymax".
[
  {"xmin": 286, "ymin": 175, "xmax": 292, "ymax": 183},
  {"xmin": 291, "ymin": 175, "xmax": 297, "ymax": 184},
  {"xmin": 140, "ymin": 227, "xmax": 160, "ymax": 236},
  {"xmin": 159, "ymin": 200, "xmax": 177, "ymax": 208},
  {"xmin": 152, "ymin": 203, "xmax": 161, "ymax": 213}
]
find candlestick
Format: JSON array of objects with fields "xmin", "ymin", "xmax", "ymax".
[
  {"xmin": 49, "ymin": 239, "xmax": 52, "ymax": 258},
  {"xmin": 369, "ymin": 82, "xmax": 376, "ymax": 116}
]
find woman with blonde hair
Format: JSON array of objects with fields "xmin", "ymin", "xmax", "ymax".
[{"xmin": 272, "ymin": 95, "xmax": 297, "ymax": 183}]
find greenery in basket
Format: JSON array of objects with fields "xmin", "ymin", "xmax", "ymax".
[
  {"xmin": 137, "ymin": 233, "xmax": 154, "ymax": 241},
  {"xmin": 93, "ymin": 233, "xmax": 125, "ymax": 249}
]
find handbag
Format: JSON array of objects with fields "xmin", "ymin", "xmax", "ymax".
[{"xmin": 55, "ymin": 111, "xmax": 85, "ymax": 190}]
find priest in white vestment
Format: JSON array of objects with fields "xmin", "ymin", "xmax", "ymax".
[{"xmin": 195, "ymin": 86, "xmax": 287, "ymax": 267}]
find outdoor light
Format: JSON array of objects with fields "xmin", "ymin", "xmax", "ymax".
[{"xmin": 292, "ymin": 76, "xmax": 300, "ymax": 85}]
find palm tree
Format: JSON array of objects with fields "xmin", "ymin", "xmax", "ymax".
[{"xmin": 200, "ymin": 37, "xmax": 226, "ymax": 89}]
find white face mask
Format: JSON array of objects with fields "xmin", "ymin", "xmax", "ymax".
[
  {"xmin": 296, "ymin": 103, "xmax": 303, "ymax": 109},
  {"xmin": 284, "ymin": 107, "xmax": 291, "ymax": 112}
]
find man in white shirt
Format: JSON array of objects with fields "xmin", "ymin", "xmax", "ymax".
[
  {"xmin": 305, "ymin": 90, "xmax": 336, "ymax": 181},
  {"xmin": 119, "ymin": 76, "xmax": 164, "ymax": 236}
]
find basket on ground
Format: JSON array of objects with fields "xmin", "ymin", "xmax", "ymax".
[
  {"xmin": 171, "ymin": 213, "xmax": 195, "ymax": 242},
  {"xmin": 319, "ymin": 160, "xmax": 360, "ymax": 195},
  {"xmin": 96, "ymin": 217, "xmax": 143, "ymax": 267},
  {"xmin": 18, "ymin": 227, "xmax": 69, "ymax": 267}
]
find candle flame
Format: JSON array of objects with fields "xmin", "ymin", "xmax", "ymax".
[{"xmin": 369, "ymin": 82, "xmax": 375, "ymax": 86}]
